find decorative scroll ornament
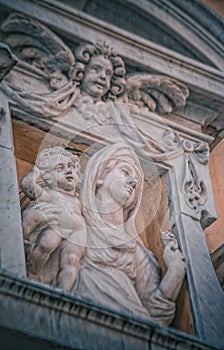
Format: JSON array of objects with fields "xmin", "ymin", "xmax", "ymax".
[
  {"xmin": 182, "ymin": 140, "xmax": 209, "ymax": 165},
  {"xmin": 182, "ymin": 140, "xmax": 208, "ymax": 213},
  {"xmin": 161, "ymin": 132, "xmax": 209, "ymax": 214},
  {"xmin": 1, "ymin": 13, "xmax": 189, "ymax": 120}
]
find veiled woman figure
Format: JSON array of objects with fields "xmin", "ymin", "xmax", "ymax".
[{"xmin": 74, "ymin": 143, "xmax": 186, "ymax": 326}]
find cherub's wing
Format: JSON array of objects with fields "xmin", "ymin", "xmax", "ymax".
[
  {"xmin": 1, "ymin": 13, "xmax": 75, "ymax": 89},
  {"xmin": 1, "ymin": 13, "xmax": 80, "ymax": 119},
  {"xmin": 120, "ymin": 73, "xmax": 189, "ymax": 114}
]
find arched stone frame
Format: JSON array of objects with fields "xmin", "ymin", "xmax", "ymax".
[{"xmin": 0, "ymin": 1, "xmax": 224, "ymax": 348}]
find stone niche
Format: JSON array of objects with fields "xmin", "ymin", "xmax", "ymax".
[{"xmin": 0, "ymin": 1, "xmax": 224, "ymax": 350}]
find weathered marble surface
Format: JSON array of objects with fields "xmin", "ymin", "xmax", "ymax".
[
  {"xmin": 0, "ymin": 146, "xmax": 26, "ymax": 276},
  {"xmin": 0, "ymin": 45, "xmax": 26, "ymax": 277},
  {"xmin": 20, "ymin": 146, "xmax": 87, "ymax": 291},
  {"xmin": 21, "ymin": 143, "xmax": 186, "ymax": 326},
  {"xmin": 0, "ymin": 43, "xmax": 17, "ymax": 82},
  {"xmin": 0, "ymin": 18, "xmax": 189, "ymax": 121},
  {"xmin": 73, "ymin": 143, "xmax": 186, "ymax": 326},
  {"xmin": 0, "ymin": 3, "xmax": 223, "ymax": 348},
  {"xmin": 0, "ymin": 270, "xmax": 218, "ymax": 350}
]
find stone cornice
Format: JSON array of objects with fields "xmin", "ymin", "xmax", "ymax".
[
  {"xmin": 115, "ymin": 0, "xmax": 224, "ymax": 69},
  {"xmin": 0, "ymin": 270, "xmax": 218, "ymax": 349}
]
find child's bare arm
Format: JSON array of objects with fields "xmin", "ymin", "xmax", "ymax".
[{"xmin": 21, "ymin": 166, "xmax": 48, "ymax": 201}]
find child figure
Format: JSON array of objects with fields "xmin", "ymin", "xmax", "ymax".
[{"xmin": 21, "ymin": 146, "xmax": 87, "ymax": 292}]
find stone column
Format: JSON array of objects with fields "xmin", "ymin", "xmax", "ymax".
[
  {"xmin": 170, "ymin": 137, "xmax": 224, "ymax": 348},
  {"xmin": 0, "ymin": 44, "xmax": 26, "ymax": 277}
]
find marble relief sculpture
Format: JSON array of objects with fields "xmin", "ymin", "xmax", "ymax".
[
  {"xmin": 1, "ymin": 14, "xmax": 190, "ymax": 163},
  {"xmin": 72, "ymin": 41, "xmax": 188, "ymax": 114},
  {"xmin": 20, "ymin": 143, "xmax": 186, "ymax": 325},
  {"xmin": 1, "ymin": 13, "xmax": 189, "ymax": 120},
  {"xmin": 73, "ymin": 143, "xmax": 186, "ymax": 326},
  {"xmin": 8, "ymin": 14, "xmax": 187, "ymax": 325},
  {"xmin": 1, "ymin": 11, "xmax": 224, "ymax": 347},
  {"xmin": 20, "ymin": 147, "xmax": 87, "ymax": 291}
]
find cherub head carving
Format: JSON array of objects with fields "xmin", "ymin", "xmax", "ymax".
[
  {"xmin": 1, "ymin": 13, "xmax": 189, "ymax": 117},
  {"xmin": 36, "ymin": 146, "xmax": 81, "ymax": 193},
  {"xmin": 72, "ymin": 41, "xmax": 126, "ymax": 101}
]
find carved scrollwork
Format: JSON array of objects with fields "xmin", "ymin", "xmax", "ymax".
[
  {"xmin": 182, "ymin": 139, "xmax": 209, "ymax": 165},
  {"xmin": 182, "ymin": 140, "xmax": 208, "ymax": 213},
  {"xmin": 162, "ymin": 132, "xmax": 209, "ymax": 166},
  {"xmin": 1, "ymin": 13, "xmax": 189, "ymax": 120},
  {"xmin": 183, "ymin": 159, "xmax": 207, "ymax": 213}
]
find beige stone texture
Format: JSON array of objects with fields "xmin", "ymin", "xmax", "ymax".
[
  {"xmin": 201, "ymin": 0, "xmax": 224, "ymax": 18},
  {"xmin": 205, "ymin": 139, "xmax": 224, "ymax": 253}
]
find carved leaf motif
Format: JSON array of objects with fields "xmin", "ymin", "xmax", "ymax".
[{"xmin": 120, "ymin": 73, "xmax": 189, "ymax": 114}]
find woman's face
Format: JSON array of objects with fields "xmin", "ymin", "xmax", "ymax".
[
  {"xmin": 99, "ymin": 161, "xmax": 138, "ymax": 208},
  {"xmin": 80, "ymin": 55, "xmax": 113, "ymax": 99}
]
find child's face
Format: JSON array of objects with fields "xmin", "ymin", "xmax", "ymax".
[
  {"xmin": 80, "ymin": 55, "xmax": 113, "ymax": 99},
  {"xmin": 49, "ymin": 155, "xmax": 80, "ymax": 193}
]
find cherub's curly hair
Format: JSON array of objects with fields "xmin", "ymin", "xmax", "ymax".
[
  {"xmin": 72, "ymin": 40, "xmax": 126, "ymax": 100},
  {"xmin": 35, "ymin": 146, "xmax": 81, "ymax": 188},
  {"xmin": 36, "ymin": 146, "xmax": 80, "ymax": 172}
]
